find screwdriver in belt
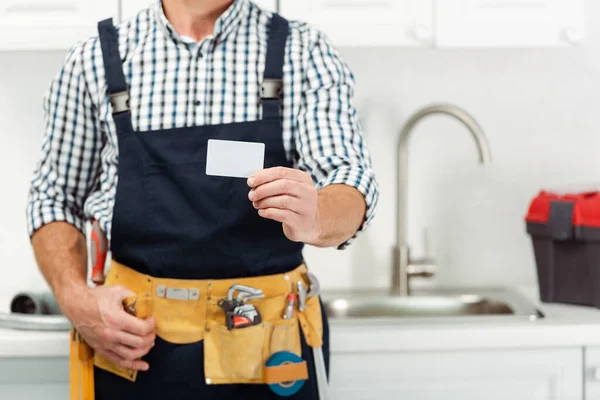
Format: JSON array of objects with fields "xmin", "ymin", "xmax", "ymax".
[{"xmin": 282, "ymin": 293, "xmax": 296, "ymax": 319}]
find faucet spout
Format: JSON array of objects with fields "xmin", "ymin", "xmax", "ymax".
[{"xmin": 393, "ymin": 103, "xmax": 492, "ymax": 296}]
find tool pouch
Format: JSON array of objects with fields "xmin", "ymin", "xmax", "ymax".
[
  {"xmin": 96, "ymin": 261, "xmax": 318, "ymax": 386},
  {"xmin": 204, "ymin": 294, "xmax": 304, "ymax": 384},
  {"xmin": 93, "ymin": 294, "xmax": 153, "ymax": 382},
  {"xmin": 298, "ymin": 295, "xmax": 323, "ymax": 348}
]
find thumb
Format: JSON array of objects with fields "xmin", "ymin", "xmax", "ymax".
[{"xmin": 110, "ymin": 285, "xmax": 136, "ymax": 302}]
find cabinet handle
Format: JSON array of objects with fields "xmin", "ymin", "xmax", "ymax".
[
  {"xmin": 407, "ymin": 25, "xmax": 432, "ymax": 46},
  {"xmin": 561, "ymin": 27, "xmax": 583, "ymax": 45},
  {"xmin": 592, "ymin": 367, "xmax": 600, "ymax": 381}
]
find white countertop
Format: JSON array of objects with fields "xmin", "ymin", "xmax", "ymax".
[
  {"xmin": 2, "ymin": 286, "xmax": 600, "ymax": 358},
  {"xmin": 329, "ymin": 287, "xmax": 600, "ymax": 353}
]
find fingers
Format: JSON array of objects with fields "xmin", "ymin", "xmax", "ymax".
[
  {"xmin": 257, "ymin": 208, "xmax": 299, "ymax": 225},
  {"xmin": 250, "ymin": 178, "xmax": 313, "ymax": 202},
  {"xmin": 111, "ymin": 285, "xmax": 136, "ymax": 301},
  {"xmin": 112, "ymin": 343, "xmax": 154, "ymax": 362},
  {"xmin": 104, "ymin": 286, "xmax": 156, "ymax": 336},
  {"xmin": 252, "ymin": 195, "xmax": 303, "ymax": 214},
  {"xmin": 118, "ymin": 314, "xmax": 156, "ymax": 337},
  {"xmin": 96, "ymin": 348, "xmax": 150, "ymax": 371},
  {"xmin": 248, "ymin": 167, "xmax": 310, "ymax": 188},
  {"xmin": 115, "ymin": 329, "xmax": 156, "ymax": 349}
]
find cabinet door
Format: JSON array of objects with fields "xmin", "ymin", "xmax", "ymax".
[
  {"xmin": 585, "ymin": 347, "xmax": 600, "ymax": 399},
  {"xmin": 0, "ymin": 0, "xmax": 119, "ymax": 51},
  {"xmin": 279, "ymin": 0, "xmax": 433, "ymax": 47},
  {"xmin": 435, "ymin": 0, "xmax": 585, "ymax": 47},
  {"xmin": 0, "ymin": 357, "xmax": 68, "ymax": 400},
  {"xmin": 330, "ymin": 348, "xmax": 582, "ymax": 400}
]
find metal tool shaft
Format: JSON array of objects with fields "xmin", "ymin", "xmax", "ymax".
[
  {"xmin": 313, "ymin": 346, "xmax": 329, "ymax": 400},
  {"xmin": 301, "ymin": 273, "xmax": 329, "ymax": 400}
]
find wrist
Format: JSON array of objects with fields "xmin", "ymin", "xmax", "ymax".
[
  {"xmin": 56, "ymin": 282, "xmax": 91, "ymax": 320},
  {"xmin": 307, "ymin": 192, "xmax": 328, "ymax": 247},
  {"xmin": 306, "ymin": 202, "xmax": 326, "ymax": 247}
]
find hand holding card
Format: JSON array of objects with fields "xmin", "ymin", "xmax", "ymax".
[{"xmin": 247, "ymin": 167, "xmax": 320, "ymax": 244}]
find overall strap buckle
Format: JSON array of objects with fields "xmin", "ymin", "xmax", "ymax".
[
  {"xmin": 261, "ymin": 78, "xmax": 283, "ymax": 100},
  {"xmin": 109, "ymin": 91, "xmax": 130, "ymax": 114}
]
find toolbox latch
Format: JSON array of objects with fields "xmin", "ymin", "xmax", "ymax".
[{"xmin": 548, "ymin": 200, "xmax": 575, "ymax": 240}]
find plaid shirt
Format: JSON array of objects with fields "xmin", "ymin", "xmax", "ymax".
[{"xmin": 26, "ymin": 0, "xmax": 378, "ymax": 248}]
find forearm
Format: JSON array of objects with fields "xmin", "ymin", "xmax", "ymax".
[
  {"xmin": 30, "ymin": 222, "xmax": 89, "ymax": 317},
  {"xmin": 311, "ymin": 184, "xmax": 366, "ymax": 248},
  {"xmin": 31, "ymin": 224, "xmax": 155, "ymax": 369},
  {"xmin": 28, "ymin": 43, "xmax": 103, "ymax": 310}
]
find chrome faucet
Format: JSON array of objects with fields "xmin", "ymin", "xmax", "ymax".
[{"xmin": 393, "ymin": 104, "xmax": 492, "ymax": 296}]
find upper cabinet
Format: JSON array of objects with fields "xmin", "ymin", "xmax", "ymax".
[
  {"xmin": 0, "ymin": 0, "xmax": 119, "ymax": 50},
  {"xmin": 435, "ymin": 0, "xmax": 585, "ymax": 47},
  {"xmin": 278, "ymin": 0, "xmax": 433, "ymax": 47},
  {"xmin": 278, "ymin": 0, "xmax": 584, "ymax": 48},
  {"xmin": 0, "ymin": 0, "xmax": 585, "ymax": 50}
]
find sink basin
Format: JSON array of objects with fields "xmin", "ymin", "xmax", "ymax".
[{"xmin": 322, "ymin": 288, "xmax": 543, "ymax": 321}]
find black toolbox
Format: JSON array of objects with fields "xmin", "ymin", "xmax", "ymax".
[{"xmin": 526, "ymin": 190, "xmax": 600, "ymax": 307}]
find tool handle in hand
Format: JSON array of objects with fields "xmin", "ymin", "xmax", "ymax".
[{"xmin": 90, "ymin": 220, "xmax": 108, "ymax": 285}]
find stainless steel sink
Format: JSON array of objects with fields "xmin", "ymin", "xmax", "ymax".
[{"xmin": 322, "ymin": 288, "xmax": 543, "ymax": 321}]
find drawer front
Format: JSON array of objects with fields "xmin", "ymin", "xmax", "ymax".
[
  {"xmin": 0, "ymin": 357, "xmax": 68, "ymax": 400},
  {"xmin": 330, "ymin": 348, "xmax": 583, "ymax": 400},
  {"xmin": 585, "ymin": 347, "xmax": 600, "ymax": 399}
]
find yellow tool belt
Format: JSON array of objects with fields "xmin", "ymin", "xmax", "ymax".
[{"xmin": 70, "ymin": 261, "xmax": 323, "ymax": 399}]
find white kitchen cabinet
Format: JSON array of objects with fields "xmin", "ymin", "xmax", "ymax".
[
  {"xmin": 0, "ymin": 0, "xmax": 119, "ymax": 51},
  {"xmin": 435, "ymin": 0, "xmax": 585, "ymax": 47},
  {"xmin": 584, "ymin": 347, "xmax": 600, "ymax": 399},
  {"xmin": 0, "ymin": 347, "xmax": 586, "ymax": 399},
  {"xmin": 0, "ymin": 357, "xmax": 68, "ymax": 400},
  {"xmin": 330, "ymin": 348, "xmax": 583, "ymax": 400},
  {"xmin": 278, "ymin": 0, "xmax": 433, "ymax": 47}
]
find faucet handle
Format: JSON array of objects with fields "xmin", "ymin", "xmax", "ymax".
[
  {"xmin": 408, "ymin": 229, "xmax": 436, "ymax": 278},
  {"xmin": 407, "ymin": 259, "xmax": 436, "ymax": 278}
]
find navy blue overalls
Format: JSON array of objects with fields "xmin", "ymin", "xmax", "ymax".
[{"xmin": 94, "ymin": 13, "xmax": 330, "ymax": 400}]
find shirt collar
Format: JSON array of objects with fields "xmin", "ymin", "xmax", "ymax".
[{"xmin": 154, "ymin": 0, "xmax": 248, "ymax": 45}]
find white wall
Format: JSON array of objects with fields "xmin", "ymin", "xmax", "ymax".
[
  {"xmin": 0, "ymin": 52, "xmax": 67, "ymax": 308},
  {"xmin": 2, "ymin": 0, "xmax": 600, "ymax": 303},
  {"xmin": 303, "ymin": 0, "xmax": 600, "ymax": 291}
]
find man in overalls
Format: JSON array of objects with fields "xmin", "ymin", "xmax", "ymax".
[{"xmin": 26, "ymin": 0, "xmax": 378, "ymax": 398}]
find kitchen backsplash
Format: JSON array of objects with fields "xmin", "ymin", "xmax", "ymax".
[{"xmin": 2, "ymin": 0, "xmax": 600, "ymax": 297}]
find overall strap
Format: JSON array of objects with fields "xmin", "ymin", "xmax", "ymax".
[
  {"xmin": 97, "ymin": 18, "xmax": 134, "ymax": 133},
  {"xmin": 261, "ymin": 14, "xmax": 289, "ymax": 120}
]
